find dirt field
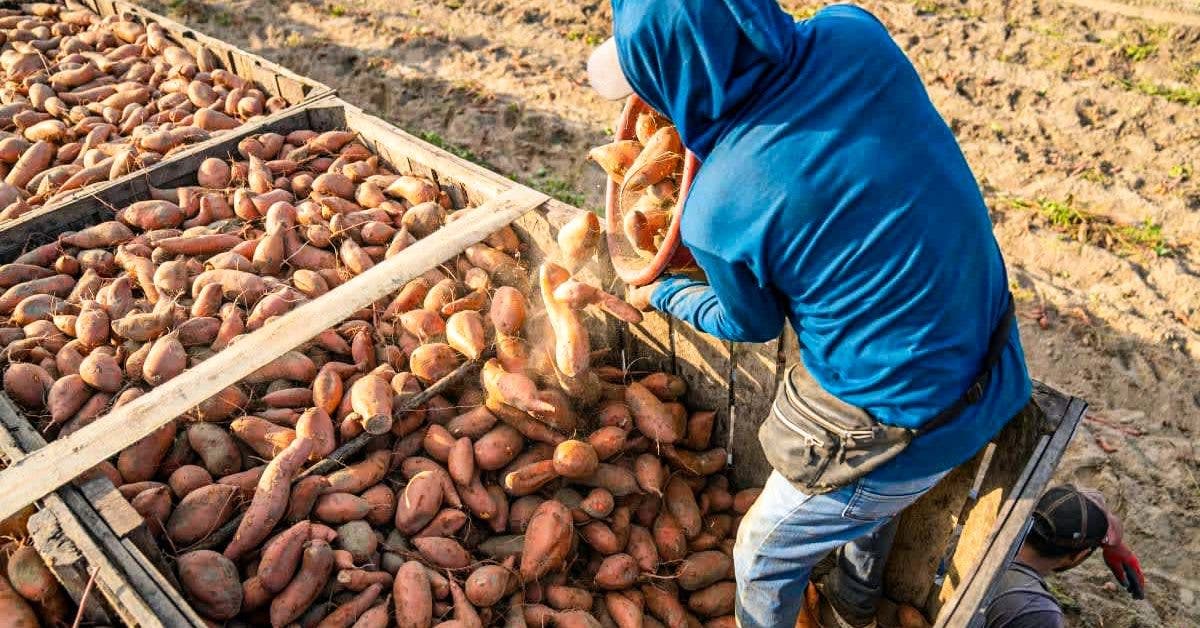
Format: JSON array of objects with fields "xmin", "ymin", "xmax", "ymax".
[{"xmin": 147, "ymin": 0, "xmax": 1199, "ymax": 625}]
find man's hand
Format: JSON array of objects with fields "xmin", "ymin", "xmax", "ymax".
[
  {"xmin": 1103, "ymin": 542, "xmax": 1145, "ymax": 599},
  {"xmin": 626, "ymin": 282, "xmax": 660, "ymax": 312}
]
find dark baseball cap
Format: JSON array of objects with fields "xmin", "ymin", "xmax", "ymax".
[{"xmin": 1031, "ymin": 485, "xmax": 1110, "ymax": 551}]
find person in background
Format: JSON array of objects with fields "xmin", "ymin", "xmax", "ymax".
[
  {"xmin": 986, "ymin": 485, "xmax": 1145, "ymax": 628},
  {"xmin": 587, "ymin": 1, "xmax": 1033, "ymax": 626}
]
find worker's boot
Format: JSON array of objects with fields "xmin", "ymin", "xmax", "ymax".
[
  {"xmin": 794, "ymin": 583, "xmax": 822, "ymax": 628},
  {"xmin": 815, "ymin": 581, "xmax": 878, "ymax": 628}
]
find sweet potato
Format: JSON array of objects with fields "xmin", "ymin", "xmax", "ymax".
[
  {"xmin": 447, "ymin": 406, "xmax": 497, "ymax": 439},
  {"xmin": 337, "ymin": 568, "xmax": 392, "ymax": 592},
  {"xmin": 588, "ymin": 140, "xmax": 641, "ymax": 180},
  {"xmin": 318, "ymin": 582, "xmax": 383, "ymax": 628},
  {"xmin": 642, "ymin": 584, "xmax": 688, "ymax": 628},
  {"xmin": 553, "ymin": 279, "xmax": 643, "ymax": 324},
  {"xmin": 465, "ymin": 564, "xmax": 512, "ymax": 608},
  {"xmin": 220, "ymin": 465, "xmax": 267, "ymax": 500},
  {"xmin": 664, "ymin": 476, "xmax": 703, "ymax": 540},
  {"xmin": 416, "ymin": 508, "xmax": 469, "ymax": 540},
  {"xmin": 482, "ymin": 359, "xmax": 554, "ymax": 415},
  {"xmin": 362, "ymin": 483, "xmax": 396, "ymax": 527},
  {"xmin": 687, "ymin": 581, "xmax": 734, "ymax": 617},
  {"xmin": 225, "ymin": 436, "xmax": 313, "ymax": 560},
  {"xmin": 448, "ymin": 436, "xmax": 476, "ymax": 486},
  {"xmin": 504, "ymin": 460, "xmax": 559, "ymax": 496},
  {"xmin": 350, "ymin": 373, "xmax": 394, "ymax": 435},
  {"xmin": 143, "ymin": 333, "xmax": 186, "ymax": 385},
  {"xmin": 395, "ymin": 471, "xmax": 444, "ymax": 535},
  {"xmin": 413, "ymin": 536, "xmax": 472, "ymax": 570},
  {"xmin": 557, "ymin": 211, "xmax": 601, "ymax": 273},
  {"xmin": 625, "ymin": 383, "xmax": 684, "ymax": 444},
  {"xmin": 117, "ymin": 420, "xmax": 177, "ymax": 483},
  {"xmin": 581, "ymin": 488, "xmax": 616, "ymax": 520},
  {"xmin": 168, "ymin": 465, "xmax": 213, "ymax": 499},
  {"xmin": 581, "ymin": 520, "xmax": 623, "ymax": 556},
  {"xmin": 78, "ymin": 350, "xmax": 123, "ymax": 392},
  {"xmin": 177, "ymin": 550, "xmax": 243, "ymax": 621},
  {"xmin": 538, "ymin": 263, "xmax": 590, "ymax": 378},
  {"xmin": 167, "ymin": 483, "xmax": 240, "ymax": 547},
  {"xmin": 186, "ymin": 422, "xmax": 242, "ymax": 477},
  {"xmin": 410, "ymin": 342, "xmax": 460, "ymax": 384},
  {"xmin": 231, "ymin": 415, "xmax": 297, "ymax": 459},
  {"xmin": 0, "ymin": 274, "xmax": 74, "ymax": 314},
  {"xmin": 315, "ymin": 492, "xmax": 372, "ymax": 524},
  {"xmin": 0, "ymin": 551, "xmax": 38, "ymax": 626},
  {"xmin": 577, "ymin": 463, "xmax": 639, "ymax": 497},
  {"xmin": 3, "ymin": 362, "xmax": 52, "ymax": 410},
  {"xmin": 595, "ymin": 553, "xmax": 639, "ymax": 590},
  {"xmin": 732, "ymin": 488, "xmax": 761, "ymax": 515},
  {"xmin": 676, "ymin": 551, "xmax": 732, "ymax": 591},
  {"xmin": 393, "ymin": 560, "xmax": 433, "ymax": 628},
  {"xmin": 553, "ymin": 440, "xmax": 600, "ymax": 479},
  {"xmin": 634, "ymin": 454, "xmax": 668, "ymax": 497},
  {"xmin": 325, "ymin": 449, "xmax": 390, "ymax": 494},
  {"xmin": 489, "ymin": 286, "xmax": 526, "ymax": 336},
  {"xmin": 604, "ymin": 591, "xmax": 644, "ymax": 628},
  {"xmin": 520, "ymin": 500, "xmax": 573, "ymax": 581},
  {"xmin": 623, "ymin": 126, "xmax": 681, "ymax": 191},
  {"xmin": 6, "ymin": 542, "xmax": 64, "ymax": 612},
  {"xmin": 286, "ymin": 476, "xmax": 330, "ymax": 524},
  {"xmin": 663, "ymin": 446, "xmax": 727, "ymax": 477},
  {"xmin": 446, "ymin": 310, "xmax": 485, "ymax": 360},
  {"xmin": 271, "ymin": 539, "xmax": 335, "ymax": 627},
  {"xmin": 681, "ymin": 410, "xmax": 715, "ymax": 451}
]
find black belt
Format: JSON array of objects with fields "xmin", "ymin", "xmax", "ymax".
[{"xmin": 917, "ymin": 295, "xmax": 1016, "ymax": 435}]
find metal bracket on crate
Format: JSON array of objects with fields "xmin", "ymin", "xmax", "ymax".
[{"xmin": 0, "ymin": 187, "xmax": 550, "ymax": 523}]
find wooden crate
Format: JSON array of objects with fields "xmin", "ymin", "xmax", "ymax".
[
  {"xmin": 0, "ymin": 95, "xmax": 1081, "ymax": 625},
  {"xmin": 0, "ymin": 0, "xmax": 333, "ymax": 243},
  {"xmin": 78, "ymin": 0, "xmax": 330, "ymax": 107},
  {"xmin": 624, "ymin": 318, "xmax": 1083, "ymax": 626},
  {"xmin": 0, "ymin": 96, "xmax": 602, "ymax": 625}
]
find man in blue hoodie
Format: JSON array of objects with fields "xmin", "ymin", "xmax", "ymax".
[{"xmin": 586, "ymin": 2, "xmax": 1063, "ymax": 627}]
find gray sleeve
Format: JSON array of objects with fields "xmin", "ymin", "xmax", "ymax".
[{"xmin": 1004, "ymin": 610, "xmax": 1066, "ymax": 628}]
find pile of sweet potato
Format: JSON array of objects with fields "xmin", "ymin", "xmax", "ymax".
[
  {"xmin": 0, "ymin": 119, "xmax": 758, "ymax": 626},
  {"xmin": 0, "ymin": 2, "xmax": 292, "ymax": 222},
  {"xmin": 588, "ymin": 109, "xmax": 683, "ymax": 258}
]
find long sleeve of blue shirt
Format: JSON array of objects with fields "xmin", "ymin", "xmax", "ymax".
[{"xmin": 650, "ymin": 252, "xmax": 786, "ymax": 344}]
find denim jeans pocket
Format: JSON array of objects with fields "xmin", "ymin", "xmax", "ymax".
[{"xmin": 840, "ymin": 473, "xmax": 945, "ymax": 522}]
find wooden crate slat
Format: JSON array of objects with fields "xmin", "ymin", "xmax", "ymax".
[
  {"xmin": 930, "ymin": 401, "xmax": 1047, "ymax": 615},
  {"xmin": 0, "ymin": 396, "xmax": 194, "ymax": 627},
  {"xmin": 26, "ymin": 509, "xmax": 113, "ymax": 625},
  {"xmin": 728, "ymin": 336, "xmax": 783, "ymax": 488},
  {"xmin": 884, "ymin": 445, "xmax": 991, "ymax": 608},
  {"xmin": 933, "ymin": 388, "xmax": 1084, "ymax": 625},
  {"xmin": 672, "ymin": 323, "xmax": 732, "ymax": 436}
]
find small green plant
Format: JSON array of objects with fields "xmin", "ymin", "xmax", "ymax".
[
  {"xmin": 329, "ymin": 4, "xmax": 347, "ymax": 17},
  {"xmin": 446, "ymin": 0, "xmax": 463, "ymax": 8},
  {"xmin": 912, "ymin": 1, "xmax": 941, "ymax": 16},
  {"xmin": 1122, "ymin": 42, "xmax": 1156, "ymax": 62},
  {"xmin": 417, "ymin": 131, "xmax": 484, "ymax": 165},
  {"xmin": 529, "ymin": 171, "xmax": 586, "ymax": 207},
  {"xmin": 1169, "ymin": 163, "xmax": 1193, "ymax": 180},
  {"xmin": 1123, "ymin": 79, "xmax": 1200, "ymax": 106},
  {"xmin": 284, "ymin": 31, "xmax": 306, "ymax": 47},
  {"xmin": 1080, "ymin": 167, "xmax": 1113, "ymax": 185},
  {"xmin": 566, "ymin": 31, "xmax": 582, "ymax": 42},
  {"xmin": 1007, "ymin": 196, "xmax": 1177, "ymax": 257}
]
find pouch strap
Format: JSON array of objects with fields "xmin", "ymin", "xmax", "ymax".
[{"xmin": 917, "ymin": 294, "xmax": 1016, "ymax": 435}]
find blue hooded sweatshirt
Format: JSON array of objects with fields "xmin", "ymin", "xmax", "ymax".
[{"xmin": 614, "ymin": 1, "xmax": 1032, "ymax": 480}]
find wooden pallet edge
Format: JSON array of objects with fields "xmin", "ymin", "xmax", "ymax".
[{"xmin": 933, "ymin": 395, "xmax": 1085, "ymax": 626}]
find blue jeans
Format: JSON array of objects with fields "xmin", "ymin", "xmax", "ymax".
[{"xmin": 733, "ymin": 468, "xmax": 950, "ymax": 628}]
